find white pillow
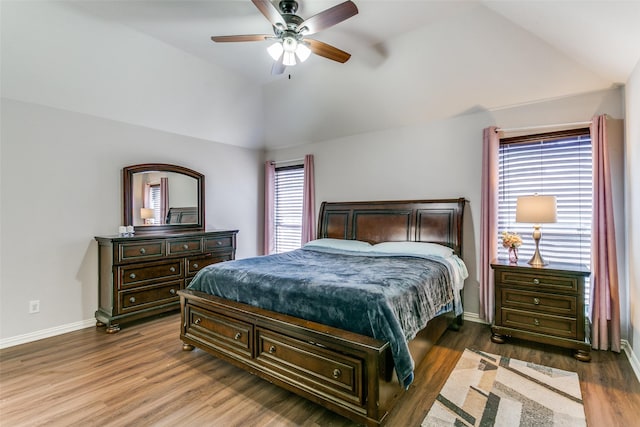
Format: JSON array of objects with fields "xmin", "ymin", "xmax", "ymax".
[
  {"xmin": 371, "ymin": 241, "xmax": 454, "ymax": 258},
  {"xmin": 303, "ymin": 238, "xmax": 372, "ymax": 252}
]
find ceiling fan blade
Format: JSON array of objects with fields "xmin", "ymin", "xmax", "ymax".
[
  {"xmin": 252, "ymin": 0, "xmax": 286, "ymax": 28},
  {"xmin": 211, "ymin": 34, "xmax": 271, "ymax": 43},
  {"xmin": 306, "ymin": 39, "xmax": 351, "ymax": 63},
  {"xmin": 271, "ymin": 59, "xmax": 286, "ymax": 75},
  {"xmin": 298, "ymin": 1, "xmax": 358, "ymax": 35}
]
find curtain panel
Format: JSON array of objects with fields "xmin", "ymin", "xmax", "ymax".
[
  {"xmin": 590, "ymin": 115, "xmax": 621, "ymax": 352},
  {"xmin": 263, "ymin": 161, "xmax": 275, "ymax": 255},
  {"xmin": 301, "ymin": 154, "xmax": 316, "ymax": 245},
  {"xmin": 480, "ymin": 126, "xmax": 500, "ymax": 323}
]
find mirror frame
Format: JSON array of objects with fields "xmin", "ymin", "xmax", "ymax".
[{"xmin": 123, "ymin": 163, "xmax": 205, "ymax": 234}]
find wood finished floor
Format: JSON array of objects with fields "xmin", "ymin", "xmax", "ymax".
[{"xmin": 2, "ymin": 314, "xmax": 639, "ymax": 426}]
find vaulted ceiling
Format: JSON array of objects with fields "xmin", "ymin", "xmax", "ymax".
[{"xmin": 6, "ymin": 1, "xmax": 640, "ymax": 149}]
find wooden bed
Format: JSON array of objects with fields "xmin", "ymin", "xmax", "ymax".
[{"xmin": 178, "ymin": 198, "xmax": 466, "ymax": 426}]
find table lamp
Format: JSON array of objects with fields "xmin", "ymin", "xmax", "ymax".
[{"xmin": 516, "ymin": 194, "xmax": 557, "ymax": 267}]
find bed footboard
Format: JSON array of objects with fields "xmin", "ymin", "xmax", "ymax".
[{"xmin": 179, "ymin": 289, "xmax": 455, "ymax": 426}]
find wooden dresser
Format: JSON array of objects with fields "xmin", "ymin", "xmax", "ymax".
[
  {"xmin": 95, "ymin": 230, "xmax": 238, "ymax": 333},
  {"xmin": 490, "ymin": 259, "xmax": 591, "ymax": 361}
]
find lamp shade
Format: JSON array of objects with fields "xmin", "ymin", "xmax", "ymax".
[
  {"xmin": 516, "ymin": 195, "xmax": 557, "ymax": 224},
  {"xmin": 140, "ymin": 208, "xmax": 155, "ymax": 219}
]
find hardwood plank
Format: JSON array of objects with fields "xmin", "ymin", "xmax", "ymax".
[{"xmin": 1, "ymin": 314, "xmax": 639, "ymax": 426}]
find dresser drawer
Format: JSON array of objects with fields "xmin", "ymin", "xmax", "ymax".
[
  {"xmin": 497, "ymin": 270, "xmax": 578, "ymax": 293},
  {"xmin": 255, "ymin": 328, "xmax": 363, "ymax": 406},
  {"xmin": 118, "ymin": 240, "xmax": 165, "ymax": 262},
  {"xmin": 501, "ymin": 308, "xmax": 577, "ymax": 339},
  {"xmin": 204, "ymin": 236, "xmax": 233, "ymax": 252},
  {"xmin": 186, "ymin": 253, "xmax": 233, "ymax": 277},
  {"xmin": 118, "ymin": 260, "xmax": 183, "ymax": 288},
  {"xmin": 185, "ymin": 306, "xmax": 252, "ymax": 359},
  {"xmin": 167, "ymin": 238, "xmax": 202, "ymax": 256},
  {"xmin": 500, "ymin": 288, "xmax": 577, "ymax": 317},
  {"xmin": 119, "ymin": 280, "xmax": 182, "ymax": 312}
]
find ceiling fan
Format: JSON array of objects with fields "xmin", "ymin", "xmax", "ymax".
[{"xmin": 211, "ymin": 0, "xmax": 358, "ymax": 75}]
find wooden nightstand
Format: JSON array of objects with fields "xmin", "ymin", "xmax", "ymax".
[{"xmin": 490, "ymin": 259, "xmax": 591, "ymax": 361}]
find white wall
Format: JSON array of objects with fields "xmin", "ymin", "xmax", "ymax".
[
  {"xmin": 266, "ymin": 88, "xmax": 626, "ymax": 325},
  {"xmin": 625, "ymin": 59, "xmax": 640, "ymax": 365},
  {"xmin": 0, "ymin": 0, "xmax": 266, "ymax": 344},
  {"xmin": 0, "ymin": 99, "xmax": 262, "ymax": 342}
]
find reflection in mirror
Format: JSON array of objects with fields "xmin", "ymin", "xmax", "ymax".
[
  {"xmin": 123, "ymin": 164, "xmax": 204, "ymax": 234},
  {"xmin": 131, "ymin": 172, "xmax": 198, "ymax": 226}
]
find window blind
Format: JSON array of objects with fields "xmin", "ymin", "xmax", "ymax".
[
  {"xmin": 274, "ymin": 165, "xmax": 304, "ymax": 253},
  {"xmin": 498, "ymin": 129, "xmax": 592, "ymax": 270}
]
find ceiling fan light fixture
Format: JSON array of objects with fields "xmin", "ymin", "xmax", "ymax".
[
  {"xmin": 295, "ymin": 42, "xmax": 311, "ymax": 62},
  {"xmin": 283, "ymin": 50, "xmax": 297, "ymax": 66},
  {"xmin": 267, "ymin": 42, "xmax": 284, "ymax": 60}
]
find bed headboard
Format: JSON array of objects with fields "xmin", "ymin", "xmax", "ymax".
[{"xmin": 317, "ymin": 198, "xmax": 466, "ymax": 256}]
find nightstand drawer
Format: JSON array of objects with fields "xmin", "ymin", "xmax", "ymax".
[
  {"xmin": 501, "ymin": 308, "xmax": 577, "ymax": 339},
  {"xmin": 501, "ymin": 288, "xmax": 577, "ymax": 317},
  {"xmin": 497, "ymin": 270, "xmax": 578, "ymax": 293}
]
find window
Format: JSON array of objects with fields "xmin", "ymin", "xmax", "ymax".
[
  {"xmin": 149, "ymin": 184, "xmax": 161, "ymax": 224},
  {"xmin": 274, "ymin": 165, "xmax": 304, "ymax": 253},
  {"xmin": 498, "ymin": 129, "xmax": 592, "ymax": 304}
]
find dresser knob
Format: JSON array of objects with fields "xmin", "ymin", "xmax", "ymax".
[
  {"xmin": 533, "ymin": 278, "xmax": 540, "ymax": 285},
  {"xmin": 234, "ymin": 332, "xmax": 242, "ymax": 340},
  {"xmin": 129, "ymin": 273, "xmax": 136, "ymax": 279},
  {"xmin": 217, "ymin": 241, "xmax": 223, "ymax": 246},
  {"xmin": 534, "ymin": 318, "xmax": 540, "ymax": 326},
  {"xmin": 533, "ymin": 297, "xmax": 540, "ymax": 305},
  {"xmin": 170, "ymin": 266, "xmax": 176, "ymax": 272},
  {"xmin": 169, "ymin": 288, "xmax": 176, "ymax": 295},
  {"xmin": 193, "ymin": 263, "xmax": 199, "ymax": 269},
  {"xmin": 129, "ymin": 296, "xmax": 136, "ymax": 303},
  {"xmin": 194, "ymin": 318, "xmax": 201, "ymax": 325},
  {"xmin": 269, "ymin": 345, "xmax": 276, "ymax": 354},
  {"xmin": 183, "ymin": 244, "xmax": 189, "ymax": 250},
  {"xmin": 139, "ymin": 247, "xmax": 146, "ymax": 254},
  {"xmin": 332, "ymin": 369, "xmax": 342, "ymax": 379}
]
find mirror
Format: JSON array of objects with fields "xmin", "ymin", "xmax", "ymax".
[{"xmin": 123, "ymin": 163, "xmax": 204, "ymax": 234}]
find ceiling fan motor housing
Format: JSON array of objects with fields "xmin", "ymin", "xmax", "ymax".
[{"xmin": 279, "ymin": 0, "xmax": 299, "ymax": 14}]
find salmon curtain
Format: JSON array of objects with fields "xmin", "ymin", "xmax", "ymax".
[
  {"xmin": 479, "ymin": 126, "xmax": 500, "ymax": 323},
  {"xmin": 590, "ymin": 115, "xmax": 621, "ymax": 352},
  {"xmin": 301, "ymin": 154, "xmax": 316, "ymax": 245},
  {"xmin": 264, "ymin": 161, "xmax": 275, "ymax": 255}
]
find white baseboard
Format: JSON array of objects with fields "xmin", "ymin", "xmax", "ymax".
[
  {"xmin": 622, "ymin": 339, "xmax": 640, "ymax": 383},
  {"xmin": 0, "ymin": 318, "xmax": 96, "ymax": 349},
  {"xmin": 462, "ymin": 311, "xmax": 488, "ymax": 324}
]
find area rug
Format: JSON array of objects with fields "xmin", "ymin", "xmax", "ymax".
[{"xmin": 422, "ymin": 348, "xmax": 586, "ymax": 427}]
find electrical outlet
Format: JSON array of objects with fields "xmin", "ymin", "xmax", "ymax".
[{"xmin": 29, "ymin": 300, "xmax": 40, "ymax": 314}]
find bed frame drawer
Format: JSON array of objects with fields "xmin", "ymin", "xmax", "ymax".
[
  {"xmin": 255, "ymin": 328, "xmax": 364, "ymax": 406},
  {"xmin": 185, "ymin": 306, "xmax": 253, "ymax": 359}
]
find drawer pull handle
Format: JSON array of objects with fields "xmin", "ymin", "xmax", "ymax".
[
  {"xmin": 169, "ymin": 288, "xmax": 176, "ymax": 295},
  {"xmin": 170, "ymin": 266, "xmax": 176, "ymax": 272},
  {"xmin": 183, "ymin": 244, "xmax": 189, "ymax": 250},
  {"xmin": 534, "ymin": 318, "xmax": 540, "ymax": 326},
  {"xmin": 217, "ymin": 241, "xmax": 223, "ymax": 246},
  {"xmin": 129, "ymin": 273, "xmax": 136, "ymax": 279},
  {"xmin": 533, "ymin": 278, "xmax": 540, "ymax": 285},
  {"xmin": 269, "ymin": 345, "xmax": 276, "ymax": 354},
  {"xmin": 129, "ymin": 297, "xmax": 136, "ymax": 303},
  {"xmin": 234, "ymin": 332, "xmax": 242, "ymax": 340},
  {"xmin": 139, "ymin": 247, "xmax": 146, "ymax": 254},
  {"xmin": 533, "ymin": 297, "xmax": 540, "ymax": 305},
  {"xmin": 193, "ymin": 263, "xmax": 199, "ymax": 269},
  {"xmin": 332, "ymin": 369, "xmax": 342, "ymax": 379},
  {"xmin": 194, "ymin": 318, "xmax": 202, "ymax": 325}
]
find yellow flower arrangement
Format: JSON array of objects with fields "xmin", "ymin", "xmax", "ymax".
[{"xmin": 501, "ymin": 231, "xmax": 522, "ymax": 249}]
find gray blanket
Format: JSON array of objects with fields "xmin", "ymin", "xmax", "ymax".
[{"xmin": 187, "ymin": 247, "xmax": 455, "ymax": 387}]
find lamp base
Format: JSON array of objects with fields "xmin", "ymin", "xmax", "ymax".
[{"xmin": 528, "ymin": 248, "xmax": 548, "ymax": 267}]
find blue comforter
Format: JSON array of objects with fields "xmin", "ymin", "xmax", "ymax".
[{"xmin": 187, "ymin": 246, "xmax": 456, "ymax": 387}]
